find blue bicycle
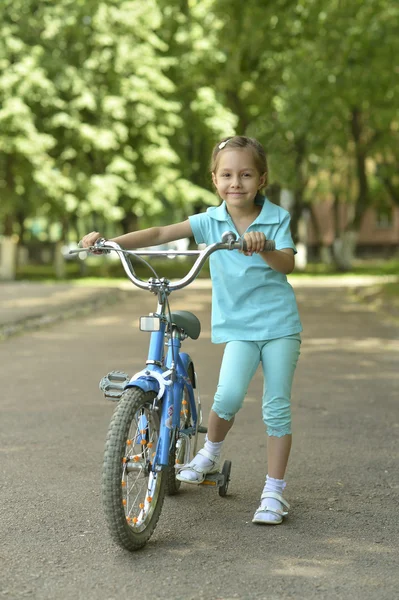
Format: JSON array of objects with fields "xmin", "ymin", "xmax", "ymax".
[{"xmin": 73, "ymin": 232, "xmax": 275, "ymax": 551}]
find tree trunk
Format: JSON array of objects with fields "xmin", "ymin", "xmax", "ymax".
[
  {"xmin": 226, "ymin": 89, "xmax": 250, "ymax": 134},
  {"xmin": 376, "ymin": 164, "xmax": 399, "ymax": 206},
  {"xmin": 265, "ymin": 182, "xmax": 281, "ymax": 206},
  {"xmin": 121, "ymin": 212, "xmax": 138, "ymax": 233},
  {"xmin": 15, "ymin": 211, "xmax": 26, "ymax": 268},
  {"xmin": 3, "ymin": 214, "xmax": 14, "ymax": 237},
  {"xmin": 0, "ymin": 237, "xmax": 17, "ymax": 280},
  {"xmin": 54, "ymin": 241, "xmax": 66, "ymax": 279},
  {"xmin": 350, "ymin": 107, "xmax": 370, "ymax": 231},
  {"xmin": 309, "ymin": 205, "xmax": 329, "ymax": 263},
  {"xmin": 330, "ymin": 192, "xmax": 349, "ymax": 271},
  {"xmin": 332, "ymin": 231, "xmax": 358, "ymax": 272},
  {"xmin": 331, "ymin": 107, "xmax": 370, "ymax": 271},
  {"xmin": 54, "ymin": 218, "xmax": 69, "ymax": 279},
  {"xmin": 4, "ymin": 155, "xmax": 15, "ymax": 237},
  {"xmin": 290, "ymin": 137, "xmax": 308, "ymax": 244}
]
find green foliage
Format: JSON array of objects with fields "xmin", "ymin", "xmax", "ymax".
[
  {"xmin": 0, "ymin": 0, "xmax": 229, "ymax": 240},
  {"xmin": 0, "ymin": 0, "xmax": 397, "ymax": 247}
]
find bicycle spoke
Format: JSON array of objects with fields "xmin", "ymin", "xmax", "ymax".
[{"xmin": 120, "ymin": 402, "xmax": 161, "ymax": 528}]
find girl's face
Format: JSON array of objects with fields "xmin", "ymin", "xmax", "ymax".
[{"xmin": 212, "ymin": 148, "xmax": 267, "ymax": 210}]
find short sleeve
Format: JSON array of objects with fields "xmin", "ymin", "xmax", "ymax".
[
  {"xmin": 275, "ymin": 211, "xmax": 297, "ymax": 254},
  {"xmin": 188, "ymin": 213, "xmax": 209, "ymax": 245}
]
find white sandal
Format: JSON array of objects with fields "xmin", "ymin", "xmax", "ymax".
[
  {"xmin": 252, "ymin": 491, "xmax": 290, "ymax": 525},
  {"xmin": 176, "ymin": 448, "xmax": 220, "ymax": 485}
]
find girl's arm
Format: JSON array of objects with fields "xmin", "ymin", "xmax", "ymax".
[
  {"xmin": 81, "ymin": 220, "xmax": 193, "ymax": 250},
  {"xmin": 259, "ymin": 248, "xmax": 295, "ymax": 274}
]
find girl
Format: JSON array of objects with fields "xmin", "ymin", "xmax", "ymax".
[{"xmin": 82, "ymin": 136, "xmax": 302, "ymax": 525}]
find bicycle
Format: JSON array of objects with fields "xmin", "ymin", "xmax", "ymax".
[{"xmin": 72, "ymin": 231, "xmax": 275, "ymax": 551}]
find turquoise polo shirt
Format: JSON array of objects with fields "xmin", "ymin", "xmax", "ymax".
[{"xmin": 188, "ymin": 196, "xmax": 303, "ymax": 343}]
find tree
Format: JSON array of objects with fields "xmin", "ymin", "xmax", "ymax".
[
  {"xmin": 0, "ymin": 0, "xmax": 219, "ymax": 242},
  {"xmin": 211, "ymin": 0, "xmax": 399, "ymax": 266}
]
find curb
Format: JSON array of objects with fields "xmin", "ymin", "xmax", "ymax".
[{"xmin": 0, "ymin": 287, "xmax": 128, "ymax": 341}]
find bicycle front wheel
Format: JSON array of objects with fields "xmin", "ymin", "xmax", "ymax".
[{"xmin": 102, "ymin": 388, "xmax": 166, "ymax": 551}]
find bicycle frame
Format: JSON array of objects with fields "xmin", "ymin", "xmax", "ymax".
[{"xmin": 126, "ymin": 295, "xmax": 198, "ymax": 471}]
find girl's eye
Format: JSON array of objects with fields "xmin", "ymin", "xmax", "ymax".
[{"xmin": 220, "ymin": 173, "xmax": 253, "ymax": 178}]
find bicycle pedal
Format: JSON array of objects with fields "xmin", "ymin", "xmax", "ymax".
[
  {"xmin": 200, "ymin": 472, "xmax": 224, "ymax": 487},
  {"xmin": 99, "ymin": 371, "xmax": 130, "ymax": 400}
]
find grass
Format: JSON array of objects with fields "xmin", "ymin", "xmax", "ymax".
[
  {"xmin": 351, "ymin": 280, "xmax": 399, "ymax": 323},
  {"xmin": 292, "ymin": 257, "xmax": 399, "ymax": 277},
  {"xmin": 383, "ymin": 281, "xmax": 399, "ymax": 298},
  {"xmin": 15, "ymin": 257, "xmax": 211, "ymax": 282},
  {"xmin": 15, "ymin": 256, "xmax": 399, "ymax": 281}
]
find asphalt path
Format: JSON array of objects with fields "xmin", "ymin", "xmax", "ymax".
[{"xmin": 0, "ymin": 281, "xmax": 398, "ymax": 599}]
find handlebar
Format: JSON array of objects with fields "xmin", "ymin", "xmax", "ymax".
[{"xmin": 69, "ymin": 233, "xmax": 275, "ymax": 292}]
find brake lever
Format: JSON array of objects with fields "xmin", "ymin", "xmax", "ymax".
[
  {"xmin": 68, "ymin": 238, "xmax": 110, "ymax": 256},
  {"xmin": 92, "ymin": 237, "xmax": 111, "ymax": 254}
]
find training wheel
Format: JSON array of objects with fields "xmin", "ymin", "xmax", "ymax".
[{"xmin": 218, "ymin": 460, "xmax": 232, "ymax": 497}]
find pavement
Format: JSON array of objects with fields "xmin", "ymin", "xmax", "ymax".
[
  {"xmin": 0, "ymin": 274, "xmax": 398, "ymax": 600},
  {"xmin": 0, "ymin": 275, "xmax": 396, "ymax": 340}
]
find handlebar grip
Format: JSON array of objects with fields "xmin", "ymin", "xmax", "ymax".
[
  {"xmin": 264, "ymin": 239, "xmax": 276, "ymax": 251},
  {"xmin": 239, "ymin": 239, "xmax": 275, "ymax": 252},
  {"xmin": 239, "ymin": 238, "xmax": 247, "ymax": 252}
]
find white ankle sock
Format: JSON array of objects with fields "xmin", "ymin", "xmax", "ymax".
[
  {"xmin": 204, "ymin": 437, "xmax": 224, "ymax": 456},
  {"xmin": 179, "ymin": 436, "xmax": 223, "ymax": 482},
  {"xmin": 258, "ymin": 475, "xmax": 287, "ymax": 523}
]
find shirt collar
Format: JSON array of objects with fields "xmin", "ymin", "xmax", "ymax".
[{"xmin": 207, "ymin": 196, "xmax": 280, "ymax": 225}]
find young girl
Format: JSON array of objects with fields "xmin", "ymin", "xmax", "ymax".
[{"xmin": 82, "ymin": 136, "xmax": 302, "ymax": 525}]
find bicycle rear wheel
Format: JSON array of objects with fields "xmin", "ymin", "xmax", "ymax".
[
  {"xmin": 102, "ymin": 388, "xmax": 166, "ymax": 551},
  {"xmin": 166, "ymin": 361, "xmax": 195, "ymax": 496}
]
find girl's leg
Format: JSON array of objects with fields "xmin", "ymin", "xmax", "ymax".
[
  {"xmin": 207, "ymin": 409, "xmax": 235, "ymax": 442},
  {"xmin": 261, "ymin": 334, "xmax": 300, "ymax": 471},
  {"xmin": 210, "ymin": 340, "xmax": 260, "ymax": 426},
  {"xmin": 267, "ymin": 434, "xmax": 292, "ymax": 480},
  {"xmin": 177, "ymin": 341, "xmax": 260, "ymax": 483},
  {"xmin": 253, "ymin": 335, "xmax": 300, "ymax": 524}
]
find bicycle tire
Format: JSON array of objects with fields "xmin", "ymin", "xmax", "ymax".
[
  {"xmin": 102, "ymin": 387, "xmax": 166, "ymax": 551},
  {"xmin": 166, "ymin": 361, "xmax": 195, "ymax": 496},
  {"xmin": 218, "ymin": 460, "xmax": 232, "ymax": 497}
]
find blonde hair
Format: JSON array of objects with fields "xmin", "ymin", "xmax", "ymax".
[{"xmin": 210, "ymin": 136, "xmax": 268, "ymax": 183}]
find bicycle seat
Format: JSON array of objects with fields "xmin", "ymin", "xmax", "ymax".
[{"xmin": 168, "ymin": 310, "xmax": 201, "ymax": 340}]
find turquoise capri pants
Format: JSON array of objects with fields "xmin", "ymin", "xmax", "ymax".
[{"xmin": 212, "ymin": 334, "xmax": 301, "ymax": 437}]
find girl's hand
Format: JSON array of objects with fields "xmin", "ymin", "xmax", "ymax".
[
  {"xmin": 242, "ymin": 231, "xmax": 267, "ymax": 255},
  {"xmin": 80, "ymin": 231, "xmax": 102, "ymax": 249}
]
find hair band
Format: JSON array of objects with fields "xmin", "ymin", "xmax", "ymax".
[{"xmin": 218, "ymin": 138, "xmax": 231, "ymax": 150}]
